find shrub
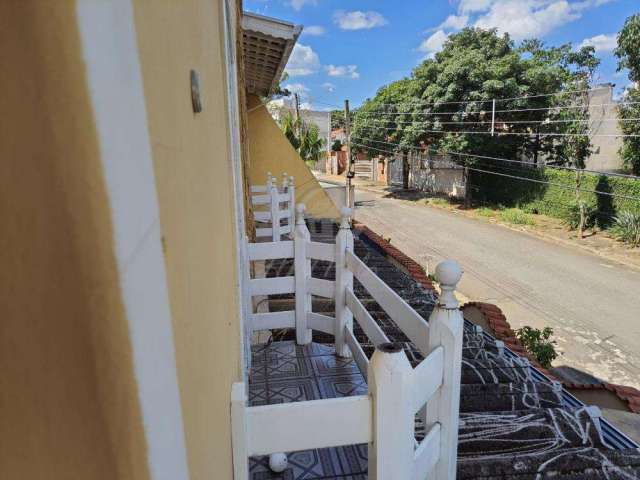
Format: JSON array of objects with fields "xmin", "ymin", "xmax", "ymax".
[
  {"xmin": 559, "ymin": 202, "xmax": 598, "ymax": 230},
  {"xmin": 515, "ymin": 326, "xmax": 558, "ymax": 368},
  {"xmin": 611, "ymin": 210, "xmax": 640, "ymax": 247},
  {"xmin": 499, "ymin": 208, "xmax": 535, "ymax": 225}
]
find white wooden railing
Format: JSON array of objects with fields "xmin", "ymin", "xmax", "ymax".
[
  {"xmin": 251, "ymin": 172, "xmax": 295, "ymax": 241},
  {"xmin": 232, "ymin": 205, "xmax": 463, "ymax": 480}
]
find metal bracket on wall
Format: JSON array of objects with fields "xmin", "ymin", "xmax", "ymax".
[{"xmin": 191, "ymin": 69, "xmax": 202, "ymax": 113}]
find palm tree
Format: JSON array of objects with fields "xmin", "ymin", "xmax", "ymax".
[{"xmin": 280, "ymin": 112, "xmax": 325, "ymax": 167}]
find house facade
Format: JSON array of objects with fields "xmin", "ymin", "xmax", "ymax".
[{"xmin": 3, "ymin": 3, "xmax": 640, "ymax": 480}]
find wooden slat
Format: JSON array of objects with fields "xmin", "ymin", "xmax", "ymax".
[
  {"xmin": 250, "ymin": 185, "xmax": 267, "ymax": 193},
  {"xmin": 247, "ymin": 241, "xmax": 293, "ymax": 260},
  {"xmin": 307, "ymin": 312, "xmax": 334, "ymax": 335},
  {"xmin": 307, "ymin": 241, "xmax": 336, "ymax": 262},
  {"xmin": 246, "ymin": 395, "xmax": 372, "ymax": 456},
  {"xmin": 345, "ymin": 289, "xmax": 389, "ymax": 347},
  {"xmin": 254, "ymin": 211, "xmax": 270, "ymax": 221},
  {"xmin": 252, "ymin": 194, "xmax": 269, "ymax": 205},
  {"xmin": 412, "ymin": 423, "xmax": 441, "ymax": 480},
  {"xmin": 280, "ymin": 224, "xmax": 292, "ymax": 235},
  {"xmin": 249, "ymin": 276, "xmax": 295, "ymax": 296},
  {"xmin": 346, "ymin": 251, "xmax": 429, "ymax": 354},
  {"xmin": 345, "ymin": 328, "xmax": 368, "ymax": 379},
  {"xmin": 255, "ymin": 227, "xmax": 272, "ymax": 237},
  {"xmin": 251, "ymin": 311, "xmax": 295, "ymax": 331},
  {"xmin": 411, "ymin": 346, "xmax": 444, "ymax": 412},
  {"xmin": 278, "ymin": 193, "xmax": 290, "ymax": 202},
  {"xmin": 308, "ymin": 277, "xmax": 335, "ymax": 298}
]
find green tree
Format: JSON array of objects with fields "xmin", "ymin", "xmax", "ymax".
[
  {"xmin": 615, "ymin": 14, "xmax": 640, "ymax": 175},
  {"xmin": 280, "ymin": 112, "xmax": 326, "ymax": 167},
  {"xmin": 352, "ymin": 27, "xmax": 599, "ymax": 207}
]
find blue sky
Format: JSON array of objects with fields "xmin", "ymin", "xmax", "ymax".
[{"xmin": 244, "ymin": 0, "xmax": 639, "ymax": 110}]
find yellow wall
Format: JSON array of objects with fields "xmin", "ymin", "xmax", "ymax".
[
  {"xmin": 248, "ymin": 95, "xmax": 340, "ymax": 219},
  {"xmin": 0, "ymin": 3, "xmax": 150, "ymax": 480},
  {"xmin": 133, "ymin": 1, "xmax": 242, "ymax": 479}
]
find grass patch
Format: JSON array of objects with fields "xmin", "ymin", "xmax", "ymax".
[
  {"xmin": 475, "ymin": 207, "xmax": 496, "ymax": 217},
  {"xmin": 499, "ymin": 208, "xmax": 535, "ymax": 226},
  {"xmin": 429, "ymin": 197, "xmax": 451, "ymax": 207}
]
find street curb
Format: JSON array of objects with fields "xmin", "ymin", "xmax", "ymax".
[{"xmin": 358, "ymin": 185, "xmax": 640, "ymax": 273}]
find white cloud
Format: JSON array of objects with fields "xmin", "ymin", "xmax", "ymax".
[
  {"xmin": 304, "ymin": 25, "xmax": 325, "ymax": 36},
  {"xmin": 473, "ymin": 1, "xmax": 581, "ymax": 41},
  {"xmin": 325, "ymin": 64, "xmax": 360, "ymax": 79},
  {"xmin": 439, "ymin": 0, "xmax": 616, "ymax": 43},
  {"xmin": 418, "ymin": 30, "xmax": 449, "ymax": 55},
  {"xmin": 299, "ymin": 102, "xmax": 314, "ymax": 110},
  {"xmin": 458, "ymin": 0, "xmax": 493, "ymax": 14},
  {"xmin": 436, "ymin": 14, "xmax": 469, "ymax": 31},
  {"xmin": 333, "ymin": 10, "xmax": 388, "ymax": 30},
  {"xmin": 287, "ymin": 0, "xmax": 316, "ymax": 11},
  {"xmin": 322, "ymin": 82, "xmax": 336, "ymax": 92},
  {"xmin": 285, "ymin": 43, "xmax": 320, "ymax": 76},
  {"xmin": 285, "ymin": 83, "xmax": 310, "ymax": 97},
  {"xmin": 580, "ymin": 33, "xmax": 617, "ymax": 53}
]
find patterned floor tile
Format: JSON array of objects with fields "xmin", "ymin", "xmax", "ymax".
[
  {"xmin": 249, "ymin": 382, "xmax": 268, "ymax": 406},
  {"xmin": 266, "ymin": 355, "xmax": 313, "ymax": 380},
  {"xmin": 329, "ymin": 444, "xmax": 369, "ymax": 476},
  {"xmin": 318, "ymin": 374, "xmax": 368, "ymax": 398},
  {"xmin": 310, "ymin": 355, "xmax": 360, "ymax": 378},
  {"xmin": 268, "ymin": 377, "xmax": 321, "ymax": 404}
]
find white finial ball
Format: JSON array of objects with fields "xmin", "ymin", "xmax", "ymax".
[
  {"xmin": 269, "ymin": 453, "xmax": 288, "ymax": 473},
  {"xmin": 296, "ymin": 203, "xmax": 306, "ymax": 214},
  {"xmin": 435, "ymin": 260, "xmax": 462, "ymax": 286}
]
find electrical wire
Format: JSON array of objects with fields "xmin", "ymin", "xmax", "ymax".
[
  {"xmin": 349, "ymin": 141, "xmax": 640, "ymax": 201},
  {"xmin": 355, "ymin": 100, "xmax": 640, "ymax": 117},
  {"xmin": 353, "ymin": 126, "xmax": 640, "ymax": 138},
  {"xmin": 352, "ymin": 137, "xmax": 640, "ymax": 180},
  {"xmin": 363, "ymin": 86, "xmax": 612, "ymax": 107}
]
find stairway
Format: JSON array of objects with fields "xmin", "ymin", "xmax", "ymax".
[{"xmin": 261, "ymin": 219, "xmax": 640, "ymax": 479}]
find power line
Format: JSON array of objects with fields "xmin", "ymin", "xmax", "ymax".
[
  {"xmin": 364, "ymin": 86, "xmax": 612, "ymax": 107},
  {"xmin": 353, "ymin": 141, "xmax": 640, "ymax": 202},
  {"xmin": 353, "ymin": 126, "xmax": 640, "ymax": 138},
  {"xmin": 355, "ymin": 117, "xmax": 640, "ymax": 126},
  {"xmin": 352, "ymin": 136, "xmax": 640, "ymax": 180},
  {"xmin": 356, "ymin": 100, "xmax": 640, "ymax": 117}
]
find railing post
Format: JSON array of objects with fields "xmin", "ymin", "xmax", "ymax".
[
  {"xmin": 426, "ymin": 260, "xmax": 463, "ymax": 479},
  {"xmin": 288, "ymin": 176, "xmax": 295, "ymax": 237},
  {"xmin": 294, "ymin": 203, "xmax": 312, "ymax": 344},
  {"xmin": 367, "ymin": 343, "xmax": 414, "ymax": 480},
  {"xmin": 334, "ymin": 207, "xmax": 354, "ymax": 358},
  {"xmin": 231, "ymin": 383, "xmax": 248, "ymax": 480},
  {"xmin": 266, "ymin": 172, "xmax": 273, "ymax": 190},
  {"xmin": 281, "ymin": 172, "xmax": 288, "ymax": 192},
  {"xmin": 270, "ymin": 183, "xmax": 280, "ymax": 242}
]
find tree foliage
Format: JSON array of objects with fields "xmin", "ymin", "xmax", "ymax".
[
  {"xmin": 351, "ymin": 27, "xmax": 600, "ymax": 202},
  {"xmin": 280, "ymin": 112, "xmax": 326, "ymax": 166},
  {"xmin": 615, "ymin": 14, "xmax": 640, "ymax": 175}
]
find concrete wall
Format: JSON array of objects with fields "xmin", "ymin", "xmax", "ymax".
[
  {"xmin": 587, "ymin": 85, "xmax": 624, "ymax": 172},
  {"xmin": 133, "ymin": 1, "xmax": 244, "ymax": 479},
  {"xmin": 248, "ymin": 96, "xmax": 339, "ymax": 219},
  {"xmin": 388, "ymin": 152, "xmax": 466, "ymax": 197},
  {"xmin": 0, "ymin": 2, "xmax": 189, "ymax": 479}
]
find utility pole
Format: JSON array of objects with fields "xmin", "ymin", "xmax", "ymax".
[
  {"xmin": 344, "ymin": 99, "xmax": 352, "ymax": 209},
  {"xmin": 294, "ymin": 93, "xmax": 301, "ymax": 137}
]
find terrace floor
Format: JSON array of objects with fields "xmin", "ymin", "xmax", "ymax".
[{"xmin": 248, "ymin": 341, "xmax": 368, "ymax": 479}]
